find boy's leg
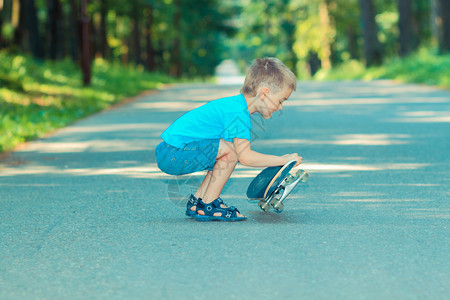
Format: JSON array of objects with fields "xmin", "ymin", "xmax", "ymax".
[
  {"xmin": 197, "ymin": 139, "xmax": 244, "ymax": 217},
  {"xmin": 187, "ymin": 171, "xmax": 212, "ymax": 213},
  {"xmin": 194, "ymin": 171, "xmax": 213, "ymax": 199}
]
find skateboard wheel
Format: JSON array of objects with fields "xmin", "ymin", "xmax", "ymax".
[
  {"xmin": 299, "ymin": 171, "xmax": 310, "ymax": 183},
  {"xmin": 273, "ymin": 201, "xmax": 284, "ymax": 212},
  {"xmin": 259, "ymin": 201, "xmax": 271, "ymax": 212},
  {"xmin": 270, "ymin": 197, "xmax": 278, "ymax": 206},
  {"xmin": 284, "ymin": 174, "xmax": 296, "ymax": 185},
  {"xmin": 270, "ymin": 197, "xmax": 279, "ymax": 207}
]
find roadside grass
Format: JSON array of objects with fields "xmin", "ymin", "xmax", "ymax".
[
  {"xmin": 315, "ymin": 49, "xmax": 450, "ymax": 89},
  {"xmin": 0, "ymin": 51, "xmax": 175, "ymax": 152}
]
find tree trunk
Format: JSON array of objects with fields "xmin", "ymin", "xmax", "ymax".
[
  {"xmin": 131, "ymin": 2, "xmax": 141, "ymax": 65},
  {"xmin": 0, "ymin": 0, "xmax": 4, "ymax": 48},
  {"xmin": 307, "ymin": 51, "xmax": 321, "ymax": 76},
  {"xmin": 121, "ymin": 37, "xmax": 128, "ymax": 65},
  {"xmin": 438, "ymin": 0, "xmax": 450, "ymax": 53},
  {"xmin": 285, "ymin": 24, "xmax": 297, "ymax": 75},
  {"xmin": 69, "ymin": 0, "xmax": 79, "ymax": 61},
  {"xmin": 80, "ymin": 0, "xmax": 91, "ymax": 85},
  {"xmin": 11, "ymin": 0, "xmax": 20, "ymax": 28},
  {"xmin": 12, "ymin": 0, "xmax": 23, "ymax": 48},
  {"xmin": 145, "ymin": 5, "xmax": 156, "ymax": 71},
  {"xmin": 430, "ymin": 0, "xmax": 439, "ymax": 45},
  {"xmin": 359, "ymin": 0, "xmax": 383, "ymax": 66},
  {"xmin": 171, "ymin": 0, "xmax": 182, "ymax": 78},
  {"xmin": 48, "ymin": 0, "xmax": 63, "ymax": 59},
  {"xmin": 319, "ymin": 1, "xmax": 332, "ymax": 70},
  {"xmin": 98, "ymin": 0, "xmax": 108, "ymax": 59},
  {"xmin": 24, "ymin": 0, "xmax": 44, "ymax": 59},
  {"xmin": 89, "ymin": 14, "xmax": 97, "ymax": 57},
  {"xmin": 156, "ymin": 39, "xmax": 164, "ymax": 72},
  {"xmin": 347, "ymin": 25, "xmax": 359, "ymax": 59},
  {"xmin": 398, "ymin": 0, "xmax": 419, "ymax": 56}
]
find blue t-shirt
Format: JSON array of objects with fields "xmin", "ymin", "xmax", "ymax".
[{"xmin": 161, "ymin": 94, "xmax": 252, "ymax": 148}]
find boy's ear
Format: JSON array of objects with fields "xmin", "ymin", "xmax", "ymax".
[{"xmin": 259, "ymin": 86, "xmax": 271, "ymax": 100}]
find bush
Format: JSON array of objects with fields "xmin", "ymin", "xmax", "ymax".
[
  {"xmin": 0, "ymin": 74, "xmax": 24, "ymax": 92},
  {"xmin": 316, "ymin": 49, "xmax": 450, "ymax": 89},
  {"xmin": 0, "ymin": 51, "xmax": 176, "ymax": 152}
]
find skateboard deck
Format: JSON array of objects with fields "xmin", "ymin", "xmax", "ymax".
[{"xmin": 247, "ymin": 160, "xmax": 309, "ymax": 212}]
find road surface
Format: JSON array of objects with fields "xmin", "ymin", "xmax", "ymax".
[{"xmin": 1, "ymin": 80, "xmax": 449, "ymax": 299}]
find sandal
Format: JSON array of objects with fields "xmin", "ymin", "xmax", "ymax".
[
  {"xmin": 185, "ymin": 194, "xmax": 199, "ymax": 217},
  {"xmin": 195, "ymin": 198, "xmax": 246, "ymax": 222}
]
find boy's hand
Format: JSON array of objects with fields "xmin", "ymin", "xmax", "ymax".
[{"xmin": 282, "ymin": 153, "xmax": 303, "ymax": 167}]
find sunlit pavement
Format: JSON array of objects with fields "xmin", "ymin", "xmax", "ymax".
[{"xmin": 0, "ymin": 79, "xmax": 449, "ymax": 299}]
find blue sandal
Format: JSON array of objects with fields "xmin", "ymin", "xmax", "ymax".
[
  {"xmin": 195, "ymin": 198, "xmax": 246, "ymax": 222},
  {"xmin": 186, "ymin": 194, "xmax": 199, "ymax": 217}
]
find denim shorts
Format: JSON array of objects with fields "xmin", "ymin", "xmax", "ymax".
[{"xmin": 155, "ymin": 139, "xmax": 220, "ymax": 175}]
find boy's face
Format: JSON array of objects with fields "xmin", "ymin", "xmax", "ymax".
[{"xmin": 259, "ymin": 88, "xmax": 293, "ymax": 119}]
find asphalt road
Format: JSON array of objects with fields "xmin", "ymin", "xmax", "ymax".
[{"xmin": 1, "ymin": 80, "xmax": 449, "ymax": 299}]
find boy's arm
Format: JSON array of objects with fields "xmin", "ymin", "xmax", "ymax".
[{"xmin": 233, "ymin": 138, "xmax": 302, "ymax": 168}]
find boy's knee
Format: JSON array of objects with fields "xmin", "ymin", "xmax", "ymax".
[{"xmin": 223, "ymin": 148, "xmax": 238, "ymax": 164}]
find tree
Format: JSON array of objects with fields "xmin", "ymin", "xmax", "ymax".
[
  {"xmin": 144, "ymin": 4, "xmax": 156, "ymax": 71},
  {"xmin": 0, "ymin": 0, "xmax": 4, "ymax": 48},
  {"xmin": 398, "ymin": 0, "xmax": 421, "ymax": 57},
  {"xmin": 48, "ymin": 0, "xmax": 63, "ymax": 59},
  {"xmin": 131, "ymin": 0, "xmax": 142, "ymax": 65},
  {"xmin": 0, "ymin": 0, "xmax": 237, "ymax": 83},
  {"xmin": 170, "ymin": 0, "xmax": 182, "ymax": 77},
  {"xmin": 326, "ymin": 0, "xmax": 361, "ymax": 62},
  {"xmin": 430, "ymin": 0, "xmax": 439, "ymax": 45},
  {"xmin": 98, "ymin": 0, "xmax": 108, "ymax": 58},
  {"xmin": 235, "ymin": 0, "xmax": 299, "ymax": 73},
  {"xmin": 318, "ymin": 1, "xmax": 332, "ymax": 70},
  {"xmin": 278, "ymin": 0, "xmax": 298, "ymax": 74},
  {"xmin": 80, "ymin": 0, "xmax": 91, "ymax": 85},
  {"xmin": 359, "ymin": 0, "xmax": 383, "ymax": 66},
  {"xmin": 6, "ymin": 0, "xmax": 47, "ymax": 59},
  {"xmin": 69, "ymin": 0, "xmax": 80, "ymax": 61},
  {"xmin": 293, "ymin": 0, "xmax": 335, "ymax": 74},
  {"xmin": 438, "ymin": 0, "xmax": 450, "ymax": 53},
  {"xmin": 12, "ymin": 0, "xmax": 23, "ymax": 49},
  {"xmin": 181, "ymin": 0, "xmax": 234, "ymax": 77}
]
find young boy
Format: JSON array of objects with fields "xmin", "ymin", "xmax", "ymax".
[{"xmin": 155, "ymin": 57, "xmax": 302, "ymax": 222}]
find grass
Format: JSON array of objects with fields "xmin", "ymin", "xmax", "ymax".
[
  {"xmin": 0, "ymin": 51, "xmax": 175, "ymax": 152},
  {"xmin": 315, "ymin": 48, "xmax": 450, "ymax": 89}
]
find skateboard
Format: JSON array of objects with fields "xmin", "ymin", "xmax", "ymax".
[{"xmin": 246, "ymin": 160, "xmax": 309, "ymax": 212}]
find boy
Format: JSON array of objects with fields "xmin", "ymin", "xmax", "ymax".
[{"xmin": 155, "ymin": 57, "xmax": 302, "ymax": 222}]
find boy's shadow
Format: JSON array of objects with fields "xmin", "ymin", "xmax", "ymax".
[{"xmin": 247, "ymin": 209, "xmax": 306, "ymax": 224}]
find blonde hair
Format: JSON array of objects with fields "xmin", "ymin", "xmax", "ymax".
[{"xmin": 241, "ymin": 57, "xmax": 297, "ymax": 97}]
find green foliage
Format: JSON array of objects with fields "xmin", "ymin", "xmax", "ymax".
[
  {"xmin": 0, "ymin": 74, "xmax": 24, "ymax": 92},
  {"xmin": 2, "ymin": 0, "xmax": 446, "ymax": 80},
  {"xmin": 179, "ymin": 0, "xmax": 231, "ymax": 77},
  {"xmin": 0, "ymin": 51, "xmax": 175, "ymax": 152},
  {"xmin": 315, "ymin": 49, "xmax": 450, "ymax": 89},
  {"xmin": 229, "ymin": 0, "xmax": 443, "ymax": 78},
  {"xmin": 1, "ymin": 0, "xmax": 233, "ymax": 78},
  {"xmin": 293, "ymin": 1, "xmax": 335, "ymax": 61},
  {"xmin": 229, "ymin": 0, "xmax": 298, "ymax": 72}
]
